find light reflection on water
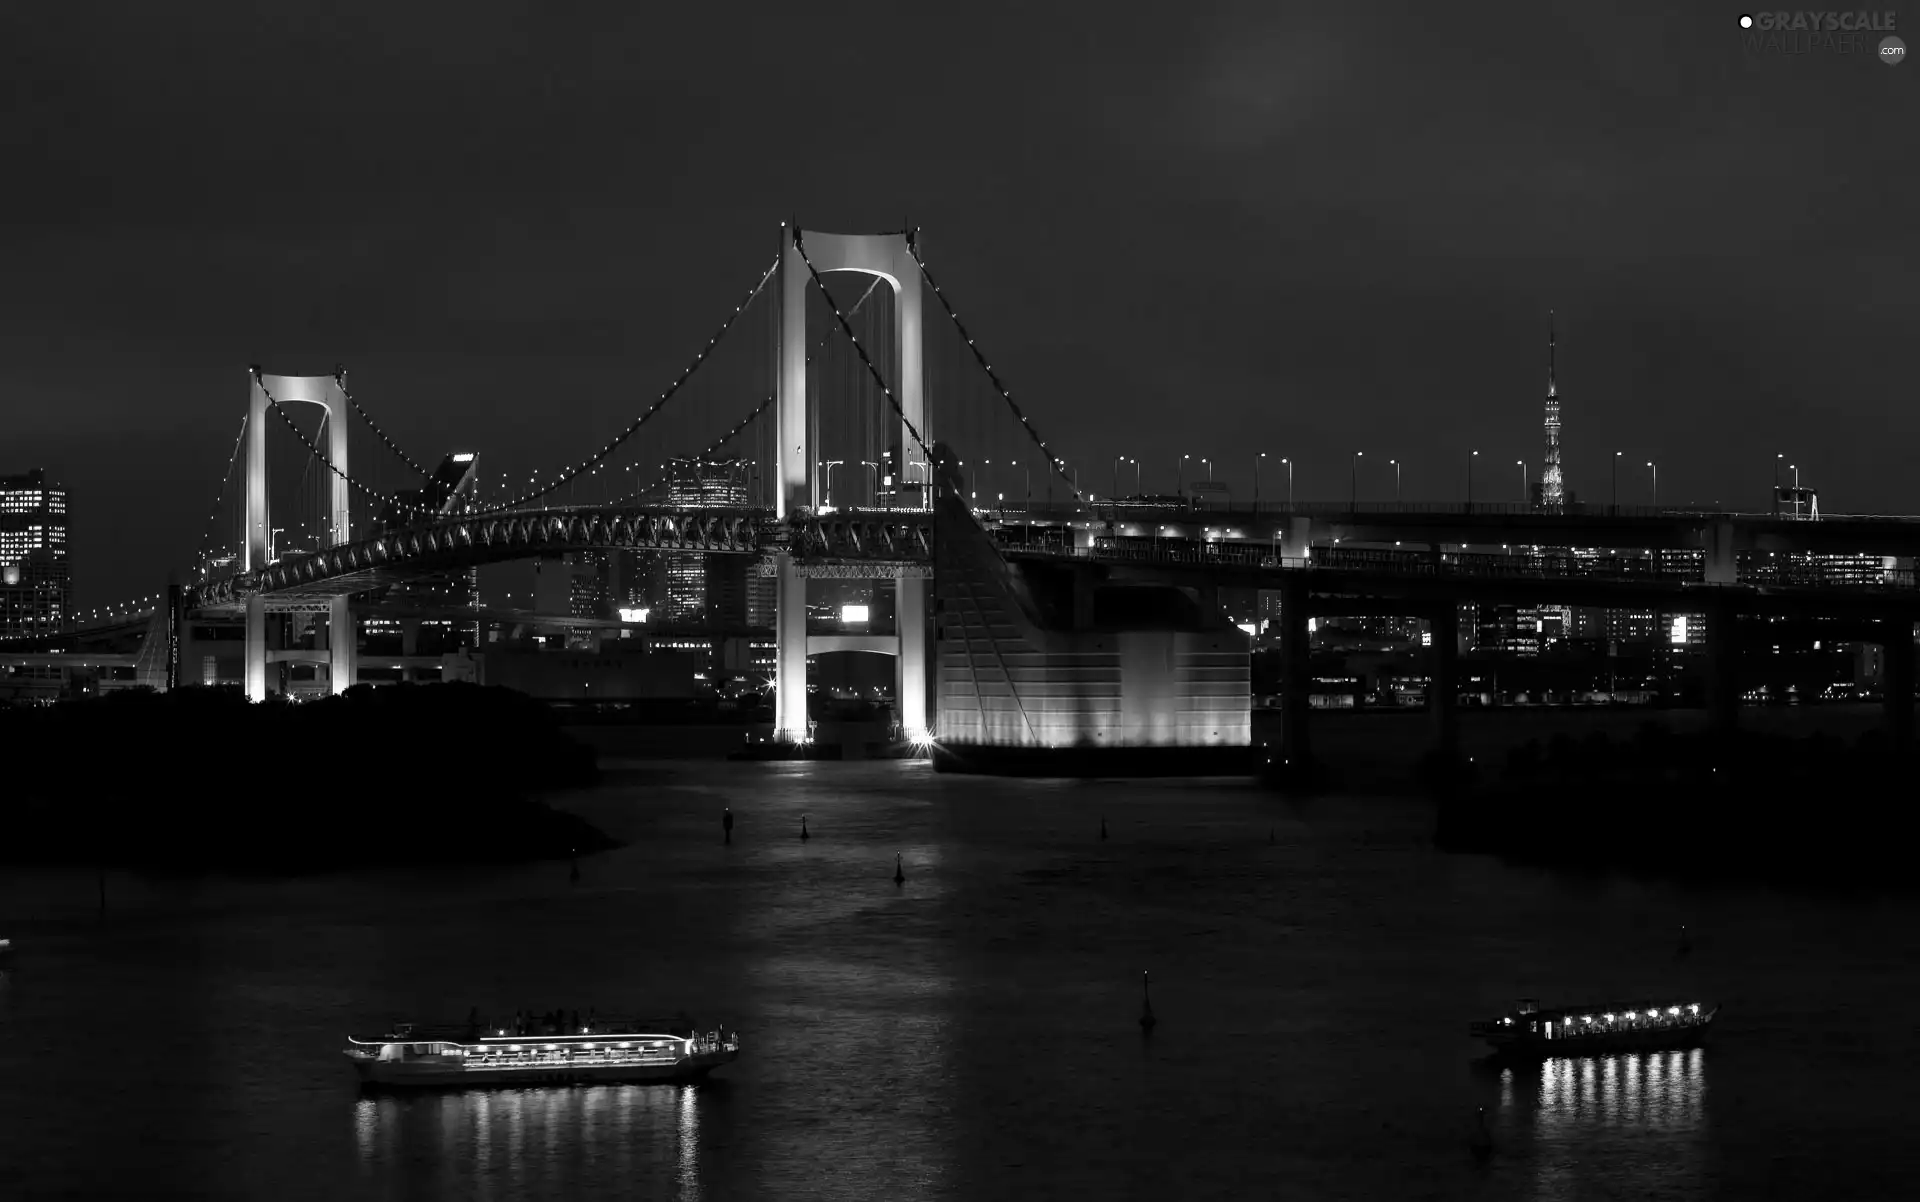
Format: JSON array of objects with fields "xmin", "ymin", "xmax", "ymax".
[
  {"xmin": 678, "ymin": 1079, "xmax": 701, "ymax": 1201},
  {"xmin": 353, "ymin": 1083, "xmax": 706, "ymax": 1198},
  {"xmin": 1518, "ymin": 1049, "xmax": 1708, "ymax": 1199}
]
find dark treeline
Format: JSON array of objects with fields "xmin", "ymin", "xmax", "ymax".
[
  {"xmin": 0, "ymin": 683, "xmax": 615, "ymax": 874},
  {"xmin": 1435, "ymin": 722, "xmax": 1912, "ymax": 889}
]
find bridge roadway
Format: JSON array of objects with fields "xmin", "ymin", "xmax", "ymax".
[
  {"xmin": 183, "ymin": 499, "xmax": 1920, "ymax": 612},
  {"xmin": 990, "ymin": 499, "xmax": 1920, "ymax": 559},
  {"xmin": 186, "ymin": 507, "xmax": 934, "ymax": 610},
  {"xmin": 1008, "ymin": 542, "xmax": 1920, "ymax": 620}
]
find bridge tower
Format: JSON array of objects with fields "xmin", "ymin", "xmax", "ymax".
[
  {"xmin": 774, "ymin": 227, "xmax": 931, "ymax": 743},
  {"xmin": 243, "ymin": 370, "xmax": 355, "ymax": 702}
]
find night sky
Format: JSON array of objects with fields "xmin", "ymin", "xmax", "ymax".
[{"xmin": 3, "ymin": 2, "xmax": 1913, "ymax": 609}]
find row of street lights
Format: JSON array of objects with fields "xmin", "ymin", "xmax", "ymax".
[
  {"xmin": 1111, "ymin": 454, "xmax": 1299, "ymax": 505},
  {"xmin": 950, "ymin": 450, "xmax": 1698, "ymax": 512},
  {"xmin": 1467, "ymin": 449, "xmax": 1660, "ymax": 511},
  {"xmin": 1094, "ymin": 452, "xmax": 1661, "ymax": 510}
]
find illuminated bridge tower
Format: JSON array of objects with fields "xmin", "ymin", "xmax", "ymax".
[
  {"xmin": 1539, "ymin": 311, "xmax": 1564, "ymax": 513},
  {"xmin": 242, "ymin": 370, "xmax": 355, "ymax": 702},
  {"xmin": 774, "ymin": 227, "xmax": 931, "ymax": 744}
]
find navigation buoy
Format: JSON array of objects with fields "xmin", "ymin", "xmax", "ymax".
[
  {"xmin": 800, "ymin": 815, "xmax": 810, "ymax": 841},
  {"xmin": 569, "ymin": 857, "xmax": 580, "ymax": 885},
  {"xmin": 723, "ymin": 807, "xmax": 734, "ymax": 845},
  {"xmin": 1139, "ymin": 971, "xmax": 1157, "ymax": 1034},
  {"xmin": 1470, "ymin": 1106, "xmax": 1493, "ymax": 1163},
  {"xmin": 1677, "ymin": 925, "xmax": 1692, "ymax": 958},
  {"xmin": 894, "ymin": 853, "xmax": 905, "ymax": 886},
  {"xmin": 1100, "ymin": 817, "xmax": 1108, "ymax": 841}
]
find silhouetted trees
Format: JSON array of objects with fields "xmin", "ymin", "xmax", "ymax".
[{"xmin": 0, "ymin": 683, "xmax": 613, "ymax": 873}]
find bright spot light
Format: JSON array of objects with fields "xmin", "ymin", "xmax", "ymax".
[{"xmin": 841, "ymin": 604, "xmax": 869, "ymax": 624}]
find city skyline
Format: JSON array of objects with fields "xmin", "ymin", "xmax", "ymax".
[{"xmin": 4, "ymin": 4, "xmax": 1911, "ymax": 612}]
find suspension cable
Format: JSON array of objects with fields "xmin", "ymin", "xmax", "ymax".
[
  {"xmin": 337, "ymin": 365, "xmax": 433, "ymax": 479},
  {"xmin": 609, "ymin": 394, "xmax": 775, "ymax": 506},
  {"xmin": 254, "ymin": 368, "xmax": 436, "ymax": 525},
  {"xmin": 908, "ymin": 238, "xmax": 1083, "ymax": 500},
  {"xmin": 473, "ymin": 253, "xmax": 780, "ymax": 515},
  {"xmin": 614, "ymin": 271, "xmax": 884, "ymax": 508},
  {"xmin": 193, "ymin": 412, "xmax": 250, "ymax": 573}
]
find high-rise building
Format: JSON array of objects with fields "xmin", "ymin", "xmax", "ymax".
[
  {"xmin": 1, "ymin": 469, "xmax": 70, "ymax": 636},
  {"xmin": 663, "ymin": 458, "xmax": 749, "ymax": 624}
]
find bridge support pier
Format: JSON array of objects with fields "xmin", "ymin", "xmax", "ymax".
[
  {"xmin": 1703, "ymin": 519, "xmax": 1737, "ymax": 585},
  {"xmin": 896, "ymin": 574, "xmax": 929, "ymax": 740},
  {"xmin": 329, "ymin": 595, "xmax": 356, "ymax": 695},
  {"xmin": 1705, "ymin": 598, "xmax": 1740, "ymax": 731},
  {"xmin": 1279, "ymin": 576, "xmax": 1312, "ymax": 766},
  {"xmin": 1883, "ymin": 618, "xmax": 1914, "ymax": 748},
  {"xmin": 1429, "ymin": 602, "xmax": 1459, "ymax": 759},
  {"xmin": 773, "ymin": 554, "xmax": 809, "ymax": 742},
  {"xmin": 244, "ymin": 595, "xmax": 267, "ymax": 703}
]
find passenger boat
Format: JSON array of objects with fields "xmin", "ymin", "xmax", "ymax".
[
  {"xmin": 1469, "ymin": 997, "xmax": 1718, "ymax": 1058},
  {"xmin": 344, "ymin": 1018, "xmax": 741, "ymax": 1089}
]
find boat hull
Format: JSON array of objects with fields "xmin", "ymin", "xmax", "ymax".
[
  {"xmin": 1481, "ymin": 1023, "xmax": 1713, "ymax": 1060},
  {"xmin": 350, "ymin": 1049, "xmax": 738, "ymax": 1090}
]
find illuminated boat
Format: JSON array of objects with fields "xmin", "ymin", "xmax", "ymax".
[
  {"xmin": 1469, "ymin": 997, "xmax": 1718, "ymax": 1058},
  {"xmin": 344, "ymin": 1020, "xmax": 741, "ymax": 1088}
]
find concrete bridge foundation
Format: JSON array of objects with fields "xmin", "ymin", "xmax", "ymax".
[
  {"xmin": 1430, "ymin": 602, "xmax": 1460, "ymax": 759},
  {"xmin": 1279, "ymin": 576, "xmax": 1311, "ymax": 766},
  {"xmin": 1884, "ymin": 618, "xmax": 1914, "ymax": 748}
]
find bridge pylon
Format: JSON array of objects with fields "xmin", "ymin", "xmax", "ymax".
[
  {"xmin": 243, "ymin": 370, "xmax": 355, "ymax": 701},
  {"xmin": 774, "ymin": 227, "xmax": 930, "ymax": 743}
]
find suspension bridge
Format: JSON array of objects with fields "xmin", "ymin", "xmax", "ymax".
[
  {"xmin": 158, "ymin": 226, "xmax": 1093, "ymax": 747},
  {"xmin": 14, "ymin": 223, "xmax": 1920, "ymax": 763}
]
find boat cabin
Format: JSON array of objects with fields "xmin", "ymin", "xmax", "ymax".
[{"xmin": 1475, "ymin": 998, "xmax": 1707, "ymax": 1040}]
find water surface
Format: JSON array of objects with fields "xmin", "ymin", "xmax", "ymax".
[{"xmin": 1, "ymin": 760, "xmax": 1912, "ymax": 1199}]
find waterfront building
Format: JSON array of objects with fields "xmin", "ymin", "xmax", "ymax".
[{"xmin": 1, "ymin": 469, "xmax": 70, "ymax": 637}]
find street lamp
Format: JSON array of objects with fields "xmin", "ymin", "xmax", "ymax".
[
  {"xmin": 1351, "ymin": 451, "xmax": 1363, "ymax": 512},
  {"xmin": 1202, "ymin": 457, "xmax": 1214, "ymax": 483},
  {"xmin": 1255, "ymin": 452, "xmax": 1267, "ymax": 508},
  {"xmin": 1016, "ymin": 458, "xmax": 1029, "ymax": 508},
  {"xmin": 1648, "ymin": 461, "xmax": 1657, "ymax": 508},
  {"xmin": 861, "ymin": 460, "xmax": 879, "ymax": 505},
  {"xmin": 1466, "ymin": 450, "xmax": 1478, "ymax": 511},
  {"xmin": 1389, "ymin": 458, "xmax": 1401, "ymax": 504},
  {"xmin": 1282, "ymin": 457, "xmax": 1293, "ymax": 507},
  {"xmin": 823, "ymin": 460, "xmax": 844, "ymax": 507},
  {"xmin": 1775, "ymin": 453, "xmax": 1784, "ymax": 516},
  {"xmin": 1179, "ymin": 454, "xmax": 1190, "ymax": 496},
  {"xmin": 1517, "ymin": 460, "xmax": 1527, "ymax": 504},
  {"xmin": 1612, "ymin": 451, "xmax": 1621, "ymax": 514},
  {"xmin": 1112, "ymin": 455, "xmax": 1127, "ymax": 504}
]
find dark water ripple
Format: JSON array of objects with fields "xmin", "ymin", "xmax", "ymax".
[{"xmin": 0, "ymin": 760, "xmax": 1915, "ymax": 1200}]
